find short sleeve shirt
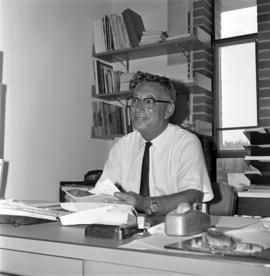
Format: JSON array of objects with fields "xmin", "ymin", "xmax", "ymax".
[{"xmin": 96, "ymin": 124, "xmax": 213, "ymax": 202}]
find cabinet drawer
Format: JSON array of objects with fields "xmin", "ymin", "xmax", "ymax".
[
  {"xmin": 0, "ymin": 248, "xmax": 83, "ymax": 276},
  {"xmin": 84, "ymin": 260, "xmax": 182, "ymax": 276}
]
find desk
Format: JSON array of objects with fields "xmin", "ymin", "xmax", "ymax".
[{"xmin": 0, "ymin": 217, "xmax": 270, "ymax": 276}]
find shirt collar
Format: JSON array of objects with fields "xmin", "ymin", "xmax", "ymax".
[{"xmin": 137, "ymin": 124, "xmax": 171, "ymax": 152}]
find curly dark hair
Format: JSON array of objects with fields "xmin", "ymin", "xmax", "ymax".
[{"xmin": 129, "ymin": 71, "xmax": 176, "ymax": 102}]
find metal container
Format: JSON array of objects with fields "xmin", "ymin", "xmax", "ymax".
[{"xmin": 165, "ymin": 210, "xmax": 211, "ymax": 236}]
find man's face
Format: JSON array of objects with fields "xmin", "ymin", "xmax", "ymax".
[{"xmin": 130, "ymin": 81, "xmax": 174, "ymax": 140}]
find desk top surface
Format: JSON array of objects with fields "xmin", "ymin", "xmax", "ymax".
[{"xmin": 1, "ymin": 215, "xmax": 270, "ymax": 266}]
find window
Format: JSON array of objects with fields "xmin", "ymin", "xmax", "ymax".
[
  {"xmin": 214, "ymin": 0, "xmax": 258, "ymax": 156},
  {"xmin": 215, "ymin": 1, "xmax": 257, "ymax": 39}
]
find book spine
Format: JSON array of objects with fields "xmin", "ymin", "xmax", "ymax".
[{"xmin": 122, "ymin": 11, "xmax": 140, "ymax": 47}]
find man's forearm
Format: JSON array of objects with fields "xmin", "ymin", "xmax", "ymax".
[
  {"xmin": 149, "ymin": 189, "xmax": 203, "ymax": 216},
  {"xmin": 114, "ymin": 189, "xmax": 203, "ymax": 216}
]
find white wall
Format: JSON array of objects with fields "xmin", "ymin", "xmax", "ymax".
[{"xmin": 0, "ymin": 0, "xmax": 113, "ymax": 201}]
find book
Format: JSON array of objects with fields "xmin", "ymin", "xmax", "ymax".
[
  {"xmin": 95, "ymin": 60, "xmax": 113, "ymax": 94},
  {"xmin": 122, "ymin": 9, "xmax": 145, "ymax": 47}
]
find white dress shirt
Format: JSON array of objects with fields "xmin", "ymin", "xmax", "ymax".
[{"xmin": 97, "ymin": 124, "xmax": 213, "ymax": 202}]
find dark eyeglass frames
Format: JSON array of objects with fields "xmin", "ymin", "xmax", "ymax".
[{"xmin": 127, "ymin": 96, "xmax": 171, "ymax": 109}]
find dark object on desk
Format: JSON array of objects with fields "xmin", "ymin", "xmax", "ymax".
[
  {"xmin": 0, "ymin": 215, "xmax": 52, "ymax": 226},
  {"xmin": 208, "ymin": 182, "xmax": 237, "ymax": 216},
  {"xmin": 85, "ymin": 224, "xmax": 139, "ymax": 240}
]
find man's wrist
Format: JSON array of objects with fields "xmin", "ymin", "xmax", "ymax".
[
  {"xmin": 142, "ymin": 197, "xmax": 159, "ymax": 215},
  {"xmin": 134, "ymin": 195, "xmax": 159, "ymax": 215},
  {"xmin": 149, "ymin": 198, "xmax": 159, "ymax": 215}
]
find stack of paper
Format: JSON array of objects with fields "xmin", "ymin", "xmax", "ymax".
[
  {"xmin": 139, "ymin": 30, "xmax": 168, "ymax": 45},
  {"xmin": 60, "ymin": 178, "xmax": 136, "ymax": 225},
  {"xmin": 0, "ymin": 199, "xmax": 67, "ymax": 221},
  {"xmin": 60, "ymin": 200, "xmax": 136, "ymax": 226}
]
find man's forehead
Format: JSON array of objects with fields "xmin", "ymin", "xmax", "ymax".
[{"xmin": 134, "ymin": 81, "xmax": 165, "ymax": 97}]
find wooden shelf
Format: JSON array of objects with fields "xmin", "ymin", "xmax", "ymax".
[
  {"xmin": 92, "ymin": 90, "xmax": 132, "ymax": 101},
  {"xmin": 93, "ymin": 27, "xmax": 211, "ymax": 63},
  {"xmin": 91, "ymin": 72, "xmax": 211, "ymax": 102}
]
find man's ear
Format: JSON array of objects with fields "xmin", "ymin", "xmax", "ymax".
[{"xmin": 165, "ymin": 103, "xmax": 175, "ymax": 119}]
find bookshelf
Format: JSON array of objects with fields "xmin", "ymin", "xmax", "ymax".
[
  {"xmin": 94, "ymin": 26, "xmax": 211, "ymax": 62},
  {"xmin": 91, "ymin": 12, "xmax": 212, "ymax": 140}
]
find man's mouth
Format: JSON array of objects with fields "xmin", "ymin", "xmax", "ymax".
[{"xmin": 135, "ymin": 115, "xmax": 147, "ymax": 120}]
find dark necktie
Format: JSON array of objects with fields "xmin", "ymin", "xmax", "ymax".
[{"xmin": 140, "ymin": 141, "xmax": 152, "ymax": 196}]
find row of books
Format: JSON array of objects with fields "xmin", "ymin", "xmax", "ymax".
[
  {"xmin": 92, "ymin": 101, "xmax": 132, "ymax": 137},
  {"xmin": 94, "ymin": 9, "xmax": 145, "ymax": 53},
  {"xmin": 94, "ymin": 59, "xmax": 135, "ymax": 94},
  {"xmin": 94, "ymin": 60, "xmax": 123, "ymax": 95}
]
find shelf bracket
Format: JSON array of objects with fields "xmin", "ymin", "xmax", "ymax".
[
  {"xmin": 114, "ymin": 55, "xmax": 129, "ymax": 72},
  {"xmin": 176, "ymin": 46, "xmax": 190, "ymax": 60},
  {"xmin": 115, "ymin": 98, "xmax": 126, "ymax": 106}
]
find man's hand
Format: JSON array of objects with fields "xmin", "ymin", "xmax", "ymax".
[{"xmin": 114, "ymin": 191, "xmax": 152, "ymax": 215}]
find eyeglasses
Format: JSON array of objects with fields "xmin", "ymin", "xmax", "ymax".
[
  {"xmin": 127, "ymin": 96, "xmax": 171, "ymax": 109},
  {"xmin": 129, "ymin": 71, "xmax": 174, "ymax": 91}
]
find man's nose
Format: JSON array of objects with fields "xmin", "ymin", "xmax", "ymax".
[{"xmin": 135, "ymin": 99, "xmax": 145, "ymax": 110}]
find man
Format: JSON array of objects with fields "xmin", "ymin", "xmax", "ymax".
[{"xmin": 95, "ymin": 71, "xmax": 213, "ymax": 215}]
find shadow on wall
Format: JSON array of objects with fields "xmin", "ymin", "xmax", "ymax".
[
  {"xmin": 0, "ymin": 52, "xmax": 8, "ymax": 199},
  {"xmin": 0, "ymin": 161, "xmax": 9, "ymax": 199}
]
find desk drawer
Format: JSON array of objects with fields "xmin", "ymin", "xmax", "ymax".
[{"xmin": 0, "ymin": 248, "xmax": 83, "ymax": 276}]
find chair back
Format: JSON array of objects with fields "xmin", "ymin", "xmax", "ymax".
[{"xmin": 208, "ymin": 182, "xmax": 237, "ymax": 216}]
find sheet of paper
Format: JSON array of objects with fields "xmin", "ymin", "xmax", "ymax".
[
  {"xmin": 59, "ymin": 204, "xmax": 136, "ymax": 226},
  {"xmin": 60, "ymin": 200, "xmax": 132, "ymax": 212},
  {"xmin": 64, "ymin": 178, "xmax": 120, "ymax": 202},
  {"xmin": 120, "ymin": 233, "xmax": 201, "ymax": 253},
  {"xmin": 90, "ymin": 178, "xmax": 120, "ymax": 196},
  {"xmin": 224, "ymin": 222, "xmax": 270, "ymax": 249}
]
